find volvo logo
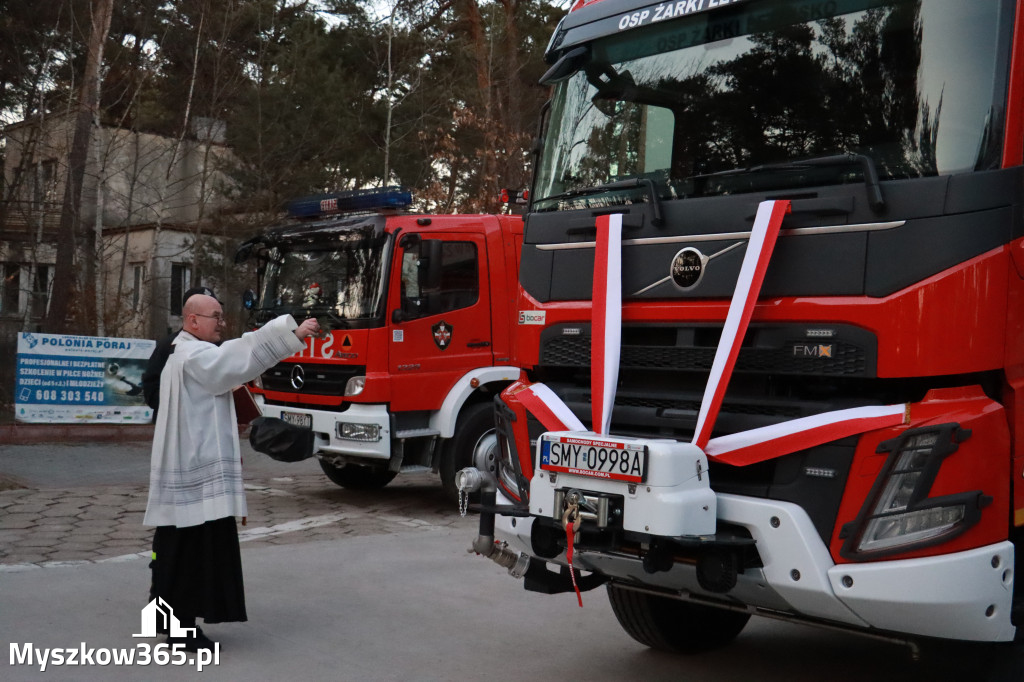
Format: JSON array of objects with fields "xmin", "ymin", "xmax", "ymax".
[
  {"xmin": 634, "ymin": 241, "xmax": 744, "ymax": 296},
  {"xmin": 670, "ymin": 247, "xmax": 707, "ymax": 290},
  {"xmin": 290, "ymin": 364, "xmax": 305, "ymax": 390}
]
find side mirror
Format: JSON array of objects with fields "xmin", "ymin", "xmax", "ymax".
[
  {"xmin": 540, "ymin": 46, "xmax": 589, "ymax": 85},
  {"xmin": 235, "ymin": 237, "xmax": 262, "ymax": 264},
  {"xmin": 392, "ymin": 308, "xmax": 405, "ymax": 324},
  {"xmin": 242, "ymin": 289, "xmax": 258, "ymax": 310}
]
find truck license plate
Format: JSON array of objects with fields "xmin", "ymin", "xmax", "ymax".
[
  {"xmin": 281, "ymin": 411, "xmax": 312, "ymax": 429},
  {"xmin": 539, "ymin": 434, "xmax": 647, "ymax": 483}
]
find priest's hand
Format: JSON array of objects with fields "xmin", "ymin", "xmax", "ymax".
[{"xmin": 295, "ymin": 317, "xmax": 320, "ymax": 340}]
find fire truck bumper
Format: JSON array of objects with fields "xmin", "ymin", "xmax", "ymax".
[
  {"xmin": 259, "ymin": 403, "xmax": 392, "ymax": 460},
  {"xmin": 494, "ymin": 489, "xmax": 1016, "ymax": 642},
  {"xmin": 827, "ymin": 540, "xmax": 1016, "ymax": 641}
]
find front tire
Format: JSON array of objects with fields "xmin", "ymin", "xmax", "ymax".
[
  {"xmin": 318, "ymin": 459, "xmax": 396, "ymax": 490},
  {"xmin": 440, "ymin": 402, "xmax": 498, "ymax": 504},
  {"xmin": 607, "ymin": 583, "xmax": 750, "ymax": 654}
]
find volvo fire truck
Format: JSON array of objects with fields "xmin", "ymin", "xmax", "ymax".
[
  {"xmin": 236, "ymin": 188, "xmax": 522, "ymax": 500},
  {"xmin": 458, "ymin": 0, "xmax": 1024, "ymax": 653}
]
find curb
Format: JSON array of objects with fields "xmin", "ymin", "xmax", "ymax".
[
  {"xmin": 0, "ymin": 423, "xmax": 252, "ymax": 445},
  {"xmin": 0, "ymin": 423, "xmax": 155, "ymax": 445}
]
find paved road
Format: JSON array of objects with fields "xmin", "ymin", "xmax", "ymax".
[
  {"xmin": 0, "ymin": 441, "xmax": 461, "ymax": 566},
  {"xmin": 1, "ymin": 442, "xmax": 1021, "ymax": 681}
]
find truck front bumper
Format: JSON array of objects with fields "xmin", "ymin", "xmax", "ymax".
[
  {"xmin": 259, "ymin": 403, "xmax": 392, "ymax": 460},
  {"xmin": 494, "ymin": 487, "xmax": 1016, "ymax": 642}
]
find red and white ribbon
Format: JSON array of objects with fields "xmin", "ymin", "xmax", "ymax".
[
  {"xmin": 591, "ymin": 213, "xmax": 622, "ymax": 435},
  {"xmin": 515, "ymin": 200, "xmax": 905, "ymax": 471},
  {"xmin": 516, "ymin": 382, "xmax": 587, "ymax": 433},
  {"xmin": 705, "ymin": 404, "xmax": 908, "ymax": 466},
  {"xmin": 565, "ymin": 523, "xmax": 583, "ymax": 607},
  {"xmin": 692, "ymin": 200, "xmax": 790, "ymax": 449}
]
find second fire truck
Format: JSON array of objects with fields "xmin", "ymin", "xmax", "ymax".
[{"xmin": 237, "ymin": 189, "xmax": 523, "ymax": 501}]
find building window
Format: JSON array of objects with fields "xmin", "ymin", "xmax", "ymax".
[
  {"xmin": 170, "ymin": 263, "xmax": 192, "ymax": 315},
  {"xmin": 30, "ymin": 265, "xmax": 51, "ymax": 318},
  {"xmin": 132, "ymin": 264, "xmax": 145, "ymax": 312},
  {"xmin": 1, "ymin": 262, "xmax": 21, "ymax": 315},
  {"xmin": 32, "ymin": 160, "xmax": 57, "ymax": 208}
]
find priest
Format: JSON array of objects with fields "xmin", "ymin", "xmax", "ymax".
[{"xmin": 143, "ymin": 293, "xmax": 319, "ymax": 652}]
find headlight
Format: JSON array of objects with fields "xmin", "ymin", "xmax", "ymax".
[
  {"xmin": 337, "ymin": 422, "xmax": 380, "ymax": 441},
  {"xmin": 840, "ymin": 425, "xmax": 987, "ymax": 560},
  {"xmin": 344, "ymin": 376, "xmax": 366, "ymax": 396},
  {"xmin": 858, "ymin": 505, "xmax": 966, "ymax": 553}
]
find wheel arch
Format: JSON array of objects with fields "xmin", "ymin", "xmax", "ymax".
[{"xmin": 430, "ymin": 366, "xmax": 519, "ymax": 438}]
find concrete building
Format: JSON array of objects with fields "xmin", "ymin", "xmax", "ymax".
[{"xmin": 1, "ymin": 113, "xmax": 235, "ymax": 341}]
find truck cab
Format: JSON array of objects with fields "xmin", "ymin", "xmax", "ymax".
[
  {"xmin": 459, "ymin": 0, "xmax": 1024, "ymax": 654},
  {"xmin": 238, "ymin": 188, "xmax": 523, "ymax": 500}
]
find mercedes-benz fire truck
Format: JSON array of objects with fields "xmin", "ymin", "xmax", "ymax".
[
  {"xmin": 457, "ymin": 0, "xmax": 1024, "ymax": 653},
  {"xmin": 236, "ymin": 189, "xmax": 522, "ymax": 500}
]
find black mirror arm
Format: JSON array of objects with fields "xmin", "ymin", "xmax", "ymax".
[{"xmin": 602, "ymin": 177, "xmax": 664, "ymax": 227}]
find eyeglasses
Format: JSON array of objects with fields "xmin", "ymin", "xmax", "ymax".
[{"xmin": 193, "ymin": 312, "xmax": 226, "ymax": 324}]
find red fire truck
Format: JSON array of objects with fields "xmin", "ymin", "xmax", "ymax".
[
  {"xmin": 458, "ymin": 0, "xmax": 1024, "ymax": 654},
  {"xmin": 236, "ymin": 188, "xmax": 522, "ymax": 500}
]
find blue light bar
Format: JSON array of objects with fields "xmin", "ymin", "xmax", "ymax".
[{"xmin": 286, "ymin": 187, "xmax": 412, "ymax": 218}]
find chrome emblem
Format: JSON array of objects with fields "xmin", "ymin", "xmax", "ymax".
[
  {"xmin": 290, "ymin": 364, "xmax": 305, "ymax": 390},
  {"xmin": 634, "ymin": 241, "xmax": 744, "ymax": 296},
  {"xmin": 670, "ymin": 247, "xmax": 707, "ymax": 290}
]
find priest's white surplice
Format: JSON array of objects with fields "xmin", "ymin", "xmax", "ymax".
[{"xmin": 143, "ymin": 315, "xmax": 305, "ymax": 528}]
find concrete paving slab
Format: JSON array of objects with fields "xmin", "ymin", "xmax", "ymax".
[{"xmin": 0, "ymin": 440, "xmax": 322, "ymax": 489}]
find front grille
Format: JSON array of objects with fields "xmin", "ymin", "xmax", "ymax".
[
  {"xmin": 261, "ymin": 361, "xmax": 366, "ymax": 396},
  {"xmin": 608, "ymin": 394, "xmax": 804, "ymax": 418},
  {"xmin": 541, "ymin": 336, "xmax": 868, "ymax": 376}
]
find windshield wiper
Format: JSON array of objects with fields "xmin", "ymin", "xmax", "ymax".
[
  {"xmin": 536, "ymin": 177, "xmax": 664, "ymax": 226},
  {"xmin": 693, "ymin": 153, "xmax": 885, "ymax": 212}
]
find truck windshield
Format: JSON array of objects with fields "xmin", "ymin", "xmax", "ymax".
[
  {"xmin": 533, "ymin": 0, "xmax": 1014, "ymax": 210},
  {"xmin": 257, "ymin": 232, "xmax": 390, "ymax": 325}
]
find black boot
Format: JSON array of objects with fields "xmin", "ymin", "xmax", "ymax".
[{"xmin": 166, "ymin": 618, "xmax": 216, "ymax": 653}]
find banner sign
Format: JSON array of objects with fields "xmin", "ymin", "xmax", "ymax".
[{"xmin": 15, "ymin": 332, "xmax": 156, "ymax": 424}]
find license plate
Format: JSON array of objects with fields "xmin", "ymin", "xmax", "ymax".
[
  {"xmin": 539, "ymin": 434, "xmax": 647, "ymax": 483},
  {"xmin": 281, "ymin": 411, "xmax": 312, "ymax": 429}
]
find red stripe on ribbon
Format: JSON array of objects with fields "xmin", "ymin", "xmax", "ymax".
[
  {"xmin": 591, "ymin": 214, "xmax": 622, "ymax": 435},
  {"xmin": 692, "ymin": 200, "xmax": 790, "ymax": 449},
  {"xmin": 705, "ymin": 404, "xmax": 907, "ymax": 466},
  {"xmin": 566, "ymin": 523, "xmax": 583, "ymax": 607}
]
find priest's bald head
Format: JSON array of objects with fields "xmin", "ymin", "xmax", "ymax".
[{"xmin": 183, "ymin": 294, "xmax": 225, "ymax": 344}]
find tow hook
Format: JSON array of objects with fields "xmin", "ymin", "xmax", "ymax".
[{"xmin": 456, "ymin": 467, "xmax": 531, "ymax": 578}]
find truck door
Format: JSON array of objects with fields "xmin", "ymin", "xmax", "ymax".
[{"xmin": 387, "ymin": 231, "xmax": 493, "ymax": 412}]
